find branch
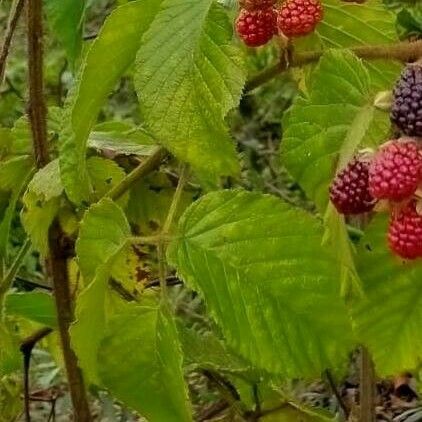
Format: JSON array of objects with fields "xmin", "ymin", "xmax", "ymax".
[
  {"xmin": 26, "ymin": 1, "xmax": 91, "ymax": 420},
  {"xmin": 0, "ymin": 0, "xmax": 25, "ymax": 84},
  {"xmin": 107, "ymin": 146, "xmax": 167, "ymax": 201},
  {"xmin": 27, "ymin": 0, "xmax": 49, "ymax": 168},
  {"xmin": 20, "ymin": 327, "xmax": 53, "ymax": 422},
  {"xmin": 246, "ymin": 39, "xmax": 422, "ymax": 92}
]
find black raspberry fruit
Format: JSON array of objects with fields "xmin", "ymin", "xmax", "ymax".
[
  {"xmin": 329, "ymin": 157, "xmax": 376, "ymax": 215},
  {"xmin": 391, "ymin": 64, "xmax": 422, "ymax": 137}
]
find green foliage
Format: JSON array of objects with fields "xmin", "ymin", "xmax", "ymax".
[
  {"xmin": 72, "ymin": 198, "xmax": 131, "ymax": 382},
  {"xmin": 98, "ymin": 303, "xmax": 192, "ymax": 421},
  {"xmin": 168, "ymin": 190, "xmax": 353, "ymax": 377},
  {"xmin": 59, "ymin": 0, "xmax": 162, "ymax": 204},
  {"xmin": 5, "ymin": 292, "xmax": 57, "ymax": 327},
  {"xmin": 353, "ymin": 216, "xmax": 422, "ymax": 375},
  {"xmin": 283, "ymin": 50, "xmax": 390, "ymax": 212},
  {"xmin": 135, "ymin": 0, "xmax": 246, "ymax": 185}
]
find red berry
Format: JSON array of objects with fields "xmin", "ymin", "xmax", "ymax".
[
  {"xmin": 369, "ymin": 139, "xmax": 422, "ymax": 202},
  {"xmin": 329, "ymin": 157, "xmax": 376, "ymax": 215},
  {"xmin": 277, "ymin": 0, "xmax": 323, "ymax": 38},
  {"xmin": 236, "ymin": 8, "xmax": 277, "ymax": 47},
  {"xmin": 388, "ymin": 201, "xmax": 422, "ymax": 260},
  {"xmin": 239, "ymin": 0, "xmax": 277, "ymax": 11}
]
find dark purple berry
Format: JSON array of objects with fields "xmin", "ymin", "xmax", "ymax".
[{"xmin": 391, "ymin": 64, "xmax": 422, "ymax": 137}]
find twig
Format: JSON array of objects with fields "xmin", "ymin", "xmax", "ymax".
[
  {"xmin": 0, "ymin": 0, "xmax": 25, "ymax": 84},
  {"xmin": 107, "ymin": 146, "xmax": 167, "ymax": 201},
  {"xmin": 324, "ymin": 369, "xmax": 349, "ymax": 419},
  {"xmin": 252, "ymin": 383, "xmax": 261, "ymax": 415},
  {"xmin": 20, "ymin": 327, "xmax": 53, "ymax": 422},
  {"xmin": 26, "ymin": 1, "xmax": 91, "ymax": 419},
  {"xmin": 360, "ymin": 346, "xmax": 376, "ymax": 422},
  {"xmin": 246, "ymin": 39, "xmax": 422, "ymax": 92}
]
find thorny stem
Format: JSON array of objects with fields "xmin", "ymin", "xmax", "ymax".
[
  {"xmin": 26, "ymin": 1, "xmax": 91, "ymax": 420},
  {"xmin": 246, "ymin": 39, "xmax": 422, "ymax": 92},
  {"xmin": 0, "ymin": 0, "xmax": 25, "ymax": 84}
]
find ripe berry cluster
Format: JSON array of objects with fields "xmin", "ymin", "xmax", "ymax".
[
  {"xmin": 235, "ymin": 0, "xmax": 323, "ymax": 47},
  {"xmin": 330, "ymin": 64, "xmax": 422, "ymax": 260}
]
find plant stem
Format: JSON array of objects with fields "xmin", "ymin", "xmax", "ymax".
[
  {"xmin": 360, "ymin": 346, "xmax": 376, "ymax": 422},
  {"xmin": 158, "ymin": 164, "xmax": 188, "ymax": 301},
  {"xmin": 107, "ymin": 146, "xmax": 167, "ymax": 201},
  {"xmin": 26, "ymin": 1, "xmax": 91, "ymax": 420},
  {"xmin": 324, "ymin": 369, "xmax": 349, "ymax": 419},
  {"xmin": 0, "ymin": 0, "xmax": 25, "ymax": 84},
  {"xmin": 48, "ymin": 221, "xmax": 92, "ymax": 421},
  {"xmin": 0, "ymin": 238, "xmax": 31, "ymax": 308},
  {"xmin": 20, "ymin": 327, "xmax": 53, "ymax": 422},
  {"xmin": 246, "ymin": 39, "xmax": 422, "ymax": 92}
]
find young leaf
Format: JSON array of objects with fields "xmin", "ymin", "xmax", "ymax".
[
  {"xmin": 20, "ymin": 160, "xmax": 63, "ymax": 256},
  {"xmin": 59, "ymin": 0, "xmax": 163, "ymax": 204},
  {"xmin": 352, "ymin": 216, "xmax": 422, "ymax": 375},
  {"xmin": 72, "ymin": 198, "xmax": 131, "ymax": 382},
  {"xmin": 135, "ymin": 0, "xmax": 245, "ymax": 184},
  {"xmin": 168, "ymin": 190, "xmax": 353, "ymax": 377},
  {"xmin": 98, "ymin": 303, "xmax": 192, "ymax": 421}
]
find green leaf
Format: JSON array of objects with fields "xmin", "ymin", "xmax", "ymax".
[
  {"xmin": 45, "ymin": 0, "xmax": 85, "ymax": 64},
  {"xmin": 72, "ymin": 198, "xmax": 131, "ymax": 382},
  {"xmin": 76, "ymin": 198, "xmax": 130, "ymax": 282},
  {"xmin": 135, "ymin": 0, "xmax": 245, "ymax": 184},
  {"xmin": 5, "ymin": 292, "xmax": 57, "ymax": 327},
  {"xmin": 179, "ymin": 325, "xmax": 253, "ymax": 375},
  {"xmin": 0, "ymin": 156, "xmax": 32, "ymax": 192},
  {"xmin": 59, "ymin": 0, "xmax": 163, "ymax": 204},
  {"xmin": 282, "ymin": 50, "xmax": 390, "ymax": 212},
  {"xmin": 99, "ymin": 303, "xmax": 192, "ymax": 421},
  {"xmin": 352, "ymin": 215, "xmax": 422, "ymax": 375},
  {"xmin": 20, "ymin": 161, "xmax": 63, "ymax": 256},
  {"xmin": 296, "ymin": 0, "xmax": 401, "ymax": 89},
  {"xmin": 0, "ymin": 324, "xmax": 20, "ymax": 376},
  {"xmin": 168, "ymin": 190, "xmax": 353, "ymax": 377},
  {"xmin": 88, "ymin": 122, "xmax": 156, "ymax": 156}
]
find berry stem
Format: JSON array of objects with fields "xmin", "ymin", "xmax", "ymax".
[{"xmin": 246, "ymin": 39, "xmax": 422, "ymax": 92}]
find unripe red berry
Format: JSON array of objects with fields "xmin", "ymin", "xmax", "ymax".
[
  {"xmin": 277, "ymin": 0, "xmax": 323, "ymax": 38},
  {"xmin": 388, "ymin": 201, "xmax": 422, "ymax": 260},
  {"xmin": 369, "ymin": 139, "xmax": 422, "ymax": 202},
  {"xmin": 236, "ymin": 8, "xmax": 277, "ymax": 47},
  {"xmin": 329, "ymin": 157, "xmax": 376, "ymax": 215},
  {"xmin": 239, "ymin": 0, "xmax": 277, "ymax": 11}
]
